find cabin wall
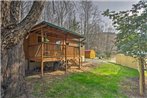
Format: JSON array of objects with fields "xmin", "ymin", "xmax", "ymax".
[
  {"xmin": 29, "ymin": 33, "xmax": 38, "ymax": 45},
  {"xmin": 23, "ymin": 32, "xmax": 84, "ymax": 61},
  {"xmin": 29, "ymin": 33, "xmax": 41, "ymax": 58},
  {"xmin": 66, "ymin": 41, "xmax": 79, "ymax": 58}
]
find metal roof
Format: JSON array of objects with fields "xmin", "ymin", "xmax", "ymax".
[{"xmin": 32, "ymin": 21, "xmax": 84, "ymax": 38}]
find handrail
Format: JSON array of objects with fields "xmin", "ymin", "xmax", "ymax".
[{"xmin": 28, "ymin": 42, "xmax": 80, "ymax": 58}]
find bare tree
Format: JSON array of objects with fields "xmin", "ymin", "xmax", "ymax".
[
  {"xmin": 78, "ymin": 0, "xmax": 102, "ymax": 49},
  {"xmin": 40, "ymin": 1, "xmax": 76, "ymax": 29}
]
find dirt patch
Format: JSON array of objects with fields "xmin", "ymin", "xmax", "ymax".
[
  {"xmin": 120, "ymin": 77, "xmax": 147, "ymax": 98},
  {"xmin": 26, "ymin": 62, "xmax": 98, "ymax": 82}
]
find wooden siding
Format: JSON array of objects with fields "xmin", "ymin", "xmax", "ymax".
[
  {"xmin": 24, "ymin": 32, "xmax": 82, "ymax": 62},
  {"xmin": 23, "ymin": 21, "xmax": 85, "ymax": 76}
]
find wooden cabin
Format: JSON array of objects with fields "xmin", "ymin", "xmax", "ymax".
[{"xmin": 23, "ymin": 21, "xmax": 85, "ymax": 76}]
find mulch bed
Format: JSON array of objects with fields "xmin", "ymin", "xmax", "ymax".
[{"xmin": 120, "ymin": 77, "xmax": 147, "ymax": 98}]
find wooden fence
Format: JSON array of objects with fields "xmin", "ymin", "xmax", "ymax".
[{"xmin": 116, "ymin": 54, "xmax": 138, "ymax": 69}]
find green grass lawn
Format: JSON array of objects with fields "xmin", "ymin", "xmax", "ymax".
[{"xmin": 32, "ymin": 63, "xmax": 139, "ymax": 98}]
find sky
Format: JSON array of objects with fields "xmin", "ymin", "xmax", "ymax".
[
  {"xmin": 93, "ymin": 0, "xmax": 140, "ymax": 32},
  {"xmin": 95, "ymin": 1, "xmax": 139, "ymax": 11}
]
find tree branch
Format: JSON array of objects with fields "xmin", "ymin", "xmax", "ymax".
[
  {"xmin": 1, "ymin": 1, "xmax": 11, "ymax": 28},
  {"xmin": 10, "ymin": 1, "xmax": 21, "ymax": 24},
  {"xmin": 2, "ymin": 1, "xmax": 45, "ymax": 50}
]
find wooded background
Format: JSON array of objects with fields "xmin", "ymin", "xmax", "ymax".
[{"xmin": 21, "ymin": 1, "xmax": 116, "ymax": 56}]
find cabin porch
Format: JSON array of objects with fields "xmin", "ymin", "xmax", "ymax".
[{"xmin": 24, "ymin": 21, "xmax": 85, "ymax": 76}]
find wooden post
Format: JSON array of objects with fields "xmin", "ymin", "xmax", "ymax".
[
  {"xmin": 41, "ymin": 28, "xmax": 44, "ymax": 77},
  {"xmin": 27, "ymin": 35, "xmax": 30, "ymax": 75},
  {"xmin": 79, "ymin": 39, "xmax": 81, "ymax": 69},
  {"xmin": 138, "ymin": 57, "xmax": 145, "ymax": 96},
  {"xmin": 41, "ymin": 61, "xmax": 44, "ymax": 77},
  {"xmin": 65, "ymin": 35, "xmax": 67, "ymax": 73},
  {"xmin": 61, "ymin": 39, "xmax": 64, "ymax": 59},
  {"xmin": 27, "ymin": 60, "xmax": 30, "ymax": 71}
]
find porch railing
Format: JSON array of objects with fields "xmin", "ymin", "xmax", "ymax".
[{"xmin": 28, "ymin": 42, "xmax": 79, "ymax": 59}]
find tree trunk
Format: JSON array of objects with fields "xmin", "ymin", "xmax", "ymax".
[
  {"xmin": 138, "ymin": 57, "xmax": 145, "ymax": 96},
  {"xmin": 1, "ymin": 1, "xmax": 45, "ymax": 98},
  {"xmin": 1, "ymin": 41, "xmax": 26, "ymax": 98},
  {"xmin": 1, "ymin": 1, "xmax": 11, "ymax": 27}
]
